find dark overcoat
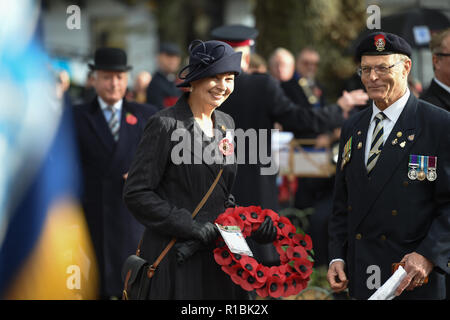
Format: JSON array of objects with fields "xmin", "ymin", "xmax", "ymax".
[
  {"xmin": 72, "ymin": 97, "xmax": 157, "ymax": 298},
  {"xmin": 329, "ymin": 94, "xmax": 450, "ymax": 299},
  {"xmin": 146, "ymin": 71, "xmax": 182, "ymax": 110},
  {"xmin": 420, "ymin": 79, "xmax": 450, "ymax": 113},
  {"xmin": 123, "ymin": 95, "xmax": 248, "ymax": 299}
]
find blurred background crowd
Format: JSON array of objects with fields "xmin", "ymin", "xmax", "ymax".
[{"xmin": 0, "ymin": 0, "xmax": 449, "ymax": 300}]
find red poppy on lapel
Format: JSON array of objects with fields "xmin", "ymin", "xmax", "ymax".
[
  {"xmin": 218, "ymin": 138, "xmax": 234, "ymax": 156},
  {"xmin": 126, "ymin": 112, "xmax": 137, "ymax": 125}
]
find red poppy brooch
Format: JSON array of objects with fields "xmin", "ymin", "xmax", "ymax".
[
  {"xmin": 126, "ymin": 112, "xmax": 137, "ymax": 125},
  {"xmin": 218, "ymin": 131, "xmax": 234, "ymax": 156},
  {"xmin": 214, "ymin": 206, "xmax": 313, "ymax": 298}
]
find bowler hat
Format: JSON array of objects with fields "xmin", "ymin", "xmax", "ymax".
[
  {"xmin": 356, "ymin": 32, "xmax": 412, "ymax": 61},
  {"xmin": 88, "ymin": 47, "xmax": 132, "ymax": 72},
  {"xmin": 176, "ymin": 40, "xmax": 242, "ymax": 87}
]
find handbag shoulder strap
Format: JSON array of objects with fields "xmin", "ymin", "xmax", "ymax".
[{"xmin": 143, "ymin": 168, "xmax": 224, "ymax": 277}]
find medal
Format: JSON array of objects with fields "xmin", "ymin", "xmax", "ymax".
[
  {"xmin": 417, "ymin": 155, "xmax": 426, "ymax": 181},
  {"xmin": 427, "ymin": 156, "xmax": 437, "ymax": 181},
  {"xmin": 408, "ymin": 154, "xmax": 418, "ymax": 180}
]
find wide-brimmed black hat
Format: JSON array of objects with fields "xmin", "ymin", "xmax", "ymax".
[
  {"xmin": 355, "ymin": 32, "xmax": 412, "ymax": 61},
  {"xmin": 88, "ymin": 47, "xmax": 132, "ymax": 71},
  {"xmin": 176, "ymin": 40, "xmax": 242, "ymax": 87}
]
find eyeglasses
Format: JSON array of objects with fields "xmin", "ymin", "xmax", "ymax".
[
  {"xmin": 435, "ymin": 52, "xmax": 450, "ymax": 57},
  {"xmin": 357, "ymin": 60, "xmax": 404, "ymax": 77}
]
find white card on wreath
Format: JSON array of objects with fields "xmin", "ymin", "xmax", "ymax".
[{"xmin": 216, "ymin": 224, "xmax": 253, "ymax": 257}]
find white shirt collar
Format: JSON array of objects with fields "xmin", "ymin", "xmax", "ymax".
[
  {"xmin": 433, "ymin": 78, "xmax": 450, "ymax": 95},
  {"xmin": 97, "ymin": 96, "xmax": 123, "ymax": 111},
  {"xmin": 371, "ymin": 89, "xmax": 410, "ymax": 123}
]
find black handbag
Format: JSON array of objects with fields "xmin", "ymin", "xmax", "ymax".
[
  {"xmin": 121, "ymin": 168, "xmax": 223, "ymax": 300},
  {"xmin": 121, "ymin": 254, "xmax": 151, "ymax": 300}
]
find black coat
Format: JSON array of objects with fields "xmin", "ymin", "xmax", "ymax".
[
  {"xmin": 420, "ymin": 79, "xmax": 450, "ymax": 112},
  {"xmin": 146, "ymin": 71, "xmax": 182, "ymax": 110},
  {"xmin": 72, "ymin": 97, "xmax": 158, "ymax": 298},
  {"xmin": 329, "ymin": 94, "xmax": 450, "ymax": 299},
  {"xmin": 123, "ymin": 95, "xmax": 248, "ymax": 299},
  {"xmin": 219, "ymin": 72, "xmax": 344, "ymax": 210}
]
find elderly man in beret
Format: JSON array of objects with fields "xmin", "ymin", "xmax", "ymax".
[
  {"xmin": 327, "ymin": 32, "xmax": 450, "ymax": 299},
  {"xmin": 72, "ymin": 47, "xmax": 158, "ymax": 299}
]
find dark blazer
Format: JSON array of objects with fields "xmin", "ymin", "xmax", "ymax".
[
  {"xmin": 146, "ymin": 71, "xmax": 182, "ymax": 110},
  {"xmin": 220, "ymin": 72, "xmax": 344, "ymax": 210},
  {"xmin": 420, "ymin": 78, "xmax": 450, "ymax": 112},
  {"xmin": 72, "ymin": 97, "xmax": 157, "ymax": 298},
  {"xmin": 329, "ymin": 94, "xmax": 450, "ymax": 299},
  {"xmin": 123, "ymin": 95, "xmax": 248, "ymax": 299}
]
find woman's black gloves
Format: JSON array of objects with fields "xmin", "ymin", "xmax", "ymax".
[
  {"xmin": 177, "ymin": 222, "xmax": 220, "ymax": 265},
  {"xmin": 251, "ymin": 216, "xmax": 277, "ymax": 244},
  {"xmin": 175, "ymin": 240, "xmax": 202, "ymax": 265},
  {"xmin": 191, "ymin": 221, "xmax": 220, "ymax": 245}
]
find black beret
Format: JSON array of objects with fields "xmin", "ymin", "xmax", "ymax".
[
  {"xmin": 211, "ymin": 24, "xmax": 258, "ymax": 46},
  {"xmin": 355, "ymin": 32, "xmax": 412, "ymax": 61}
]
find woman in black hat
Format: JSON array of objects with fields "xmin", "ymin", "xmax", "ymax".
[{"xmin": 123, "ymin": 40, "xmax": 251, "ymax": 299}]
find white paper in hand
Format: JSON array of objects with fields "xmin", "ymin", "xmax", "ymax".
[
  {"xmin": 216, "ymin": 224, "xmax": 253, "ymax": 257},
  {"xmin": 368, "ymin": 266, "xmax": 407, "ymax": 300}
]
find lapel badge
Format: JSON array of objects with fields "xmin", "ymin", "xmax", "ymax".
[
  {"xmin": 396, "ymin": 131, "xmax": 403, "ymax": 138},
  {"xmin": 392, "ymin": 138, "xmax": 398, "ymax": 145},
  {"xmin": 399, "ymin": 141, "xmax": 406, "ymax": 148},
  {"xmin": 408, "ymin": 134, "xmax": 415, "ymax": 141}
]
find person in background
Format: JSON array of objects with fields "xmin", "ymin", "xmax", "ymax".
[
  {"xmin": 146, "ymin": 42, "xmax": 182, "ymax": 109},
  {"xmin": 420, "ymin": 28, "xmax": 450, "ymax": 300},
  {"xmin": 408, "ymin": 75, "xmax": 423, "ymax": 98},
  {"xmin": 127, "ymin": 71, "xmax": 152, "ymax": 103},
  {"xmin": 421, "ymin": 28, "xmax": 450, "ymax": 112},
  {"xmin": 72, "ymin": 47, "xmax": 158, "ymax": 299},
  {"xmin": 248, "ymin": 52, "xmax": 268, "ymax": 74},
  {"xmin": 268, "ymin": 47, "xmax": 295, "ymax": 82}
]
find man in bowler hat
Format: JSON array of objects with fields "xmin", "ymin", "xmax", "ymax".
[
  {"xmin": 72, "ymin": 47, "xmax": 158, "ymax": 299},
  {"xmin": 146, "ymin": 42, "xmax": 182, "ymax": 109},
  {"xmin": 328, "ymin": 32, "xmax": 450, "ymax": 299}
]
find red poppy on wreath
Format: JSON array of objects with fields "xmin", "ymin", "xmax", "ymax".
[
  {"xmin": 214, "ymin": 206, "xmax": 314, "ymax": 298},
  {"xmin": 218, "ymin": 138, "xmax": 234, "ymax": 156},
  {"xmin": 126, "ymin": 112, "xmax": 137, "ymax": 125}
]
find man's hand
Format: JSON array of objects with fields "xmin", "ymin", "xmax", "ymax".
[
  {"xmin": 395, "ymin": 252, "xmax": 433, "ymax": 296},
  {"xmin": 327, "ymin": 260, "xmax": 349, "ymax": 293},
  {"xmin": 337, "ymin": 89, "xmax": 369, "ymax": 115}
]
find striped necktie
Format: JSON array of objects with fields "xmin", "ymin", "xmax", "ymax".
[
  {"xmin": 107, "ymin": 105, "xmax": 120, "ymax": 142},
  {"xmin": 366, "ymin": 112, "xmax": 386, "ymax": 174}
]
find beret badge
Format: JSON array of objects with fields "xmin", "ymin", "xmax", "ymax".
[{"xmin": 374, "ymin": 34, "xmax": 386, "ymax": 52}]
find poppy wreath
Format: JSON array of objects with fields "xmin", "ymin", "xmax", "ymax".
[{"xmin": 214, "ymin": 206, "xmax": 313, "ymax": 298}]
